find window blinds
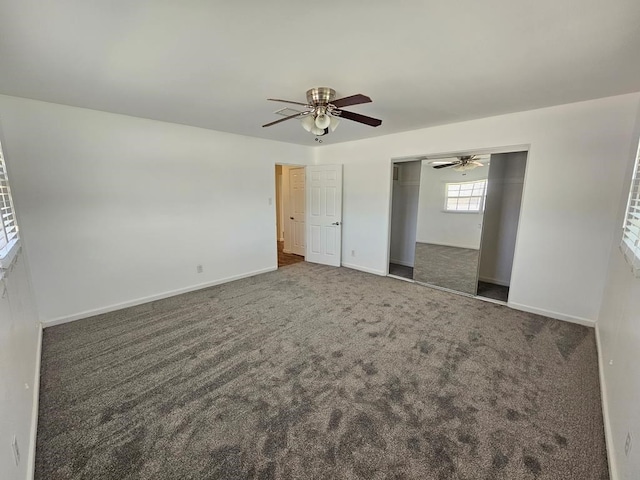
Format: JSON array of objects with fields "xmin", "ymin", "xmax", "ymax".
[
  {"xmin": 621, "ymin": 147, "xmax": 640, "ymax": 276},
  {"xmin": 0, "ymin": 148, "xmax": 18, "ymax": 255}
]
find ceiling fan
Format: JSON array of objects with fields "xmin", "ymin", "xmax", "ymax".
[
  {"xmin": 429, "ymin": 155, "xmax": 485, "ymax": 171},
  {"xmin": 262, "ymin": 87, "xmax": 382, "ymax": 138}
]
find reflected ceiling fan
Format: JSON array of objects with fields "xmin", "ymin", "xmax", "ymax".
[
  {"xmin": 429, "ymin": 155, "xmax": 485, "ymax": 172},
  {"xmin": 262, "ymin": 87, "xmax": 382, "ymax": 138}
]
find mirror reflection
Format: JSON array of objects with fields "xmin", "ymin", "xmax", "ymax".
[
  {"xmin": 413, "ymin": 156, "xmax": 489, "ymax": 294},
  {"xmin": 476, "ymin": 152, "xmax": 527, "ymax": 302},
  {"xmin": 388, "ymin": 150, "xmax": 528, "ymax": 302}
]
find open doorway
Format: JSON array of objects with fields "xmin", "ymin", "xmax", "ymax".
[
  {"xmin": 388, "ymin": 161, "xmax": 421, "ymax": 279},
  {"xmin": 275, "ymin": 164, "xmax": 306, "ymax": 268}
]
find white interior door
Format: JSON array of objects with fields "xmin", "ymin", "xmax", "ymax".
[
  {"xmin": 306, "ymin": 165, "xmax": 343, "ymax": 266},
  {"xmin": 289, "ymin": 167, "xmax": 306, "ymax": 256}
]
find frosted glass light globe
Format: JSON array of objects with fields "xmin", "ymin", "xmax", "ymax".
[
  {"xmin": 311, "ymin": 125, "xmax": 325, "ymax": 135},
  {"xmin": 301, "ymin": 115, "xmax": 315, "ymax": 132},
  {"xmin": 315, "ymin": 113, "xmax": 331, "ymax": 129}
]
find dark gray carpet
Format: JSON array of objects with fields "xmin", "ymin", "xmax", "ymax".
[
  {"xmin": 477, "ymin": 281, "xmax": 510, "ymax": 303},
  {"xmin": 36, "ymin": 262, "xmax": 608, "ymax": 479},
  {"xmin": 414, "ymin": 243, "xmax": 480, "ymax": 295},
  {"xmin": 388, "ymin": 263, "xmax": 414, "ymax": 280}
]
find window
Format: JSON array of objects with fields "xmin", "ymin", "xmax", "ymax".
[
  {"xmin": 0, "ymin": 142, "xmax": 19, "ymax": 269},
  {"xmin": 620, "ymin": 143, "xmax": 640, "ymax": 276},
  {"xmin": 445, "ymin": 180, "xmax": 487, "ymax": 212}
]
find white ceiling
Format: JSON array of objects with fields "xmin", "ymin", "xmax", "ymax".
[{"xmin": 1, "ymin": 0, "xmax": 639, "ymax": 146}]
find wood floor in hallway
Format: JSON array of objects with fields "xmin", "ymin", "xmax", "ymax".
[{"xmin": 277, "ymin": 240, "xmax": 304, "ymax": 268}]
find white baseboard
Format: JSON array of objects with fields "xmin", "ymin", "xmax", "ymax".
[
  {"xmin": 389, "ymin": 258, "xmax": 414, "ymax": 268},
  {"xmin": 42, "ymin": 267, "xmax": 277, "ymax": 328},
  {"xmin": 341, "ymin": 262, "xmax": 386, "ymax": 276},
  {"xmin": 507, "ymin": 302, "xmax": 595, "ymax": 327},
  {"xmin": 26, "ymin": 324, "xmax": 43, "ymax": 480},
  {"xmin": 595, "ymin": 324, "xmax": 618, "ymax": 480},
  {"xmin": 478, "ymin": 276, "xmax": 510, "ymax": 287}
]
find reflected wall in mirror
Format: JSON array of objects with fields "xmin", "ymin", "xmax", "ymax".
[
  {"xmin": 477, "ymin": 152, "xmax": 528, "ymax": 302},
  {"xmin": 388, "ymin": 161, "xmax": 421, "ymax": 280},
  {"xmin": 413, "ymin": 156, "xmax": 490, "ymax": 295}
]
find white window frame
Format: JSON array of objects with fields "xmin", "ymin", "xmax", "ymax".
[
  {"xmin": 444, "ymin": 180, "xmax": 487, "ymax": 213},
  {"xmin": 0, "ymin": 142, "xmax": 20, "ymax": 271},
  {"xmin": 620, "ymin": 142, "xmax": 640, "ymax": 276}
]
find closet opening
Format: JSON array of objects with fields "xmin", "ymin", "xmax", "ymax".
[
  {"xmin": 387, "ymin": 146, "xmax": 528, "ymax": 304},
  {"xmin": 388, "ymin": 161, "xmax": 421, "ymax": 280}
]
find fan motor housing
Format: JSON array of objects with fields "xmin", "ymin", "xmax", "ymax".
[{"xmin": 306, "ymin": 87, "xmax": 336, "ymax": 106}]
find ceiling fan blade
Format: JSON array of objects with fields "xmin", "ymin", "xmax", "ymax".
[
  {"xmin": 267, "ymin": 98, "xmax": 310, "ymax": 107},
  {"xmin": 470, "ymin": 161, "xmax": 484, "ymax": 167},
  {"xmin": 336, "ymin": 109, "xmax": 382, "ymax": 127},
  {"xmin": 331, "ymin": 94, "xmax": 372, "ymax": 109},
  {"xmin": 433, "ymin": 163, "xmax": 458, "ymax": 169},
  {"xmin": 262, "ymin": 112, "xmax": 304, "ymax": 128}
]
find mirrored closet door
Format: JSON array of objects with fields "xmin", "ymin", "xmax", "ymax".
[
  {"xmin": 476, "ymin": 152, "xmax": 527, "ymax": 302},
  {"xmin": 388, "ymin": 149, "xmax": 527, "ymax": 302},
  {"xmin": 413, "ymin": 155, "xmax": 490, "ymax": 295}
]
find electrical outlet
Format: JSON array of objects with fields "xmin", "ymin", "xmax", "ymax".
[
  {"xmin": 196, "ymin": 265, "xmax": 203, "ymax": 274},
  {"xmin": 351, "ymin": 250, "xmax": 355, "ymax": 257},
  {"xmin": 11, "ymin": 435, "xmax": 20, "ymax": 466},
  {"xmin": 268, "ymin": 197, "xmax": 273, "ymax": 206},
  {"xmin": 625, "ymin": 432, "xmax": 632, "ymax": 456}
]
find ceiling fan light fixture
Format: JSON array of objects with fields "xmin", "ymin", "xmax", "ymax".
[
  {"xmin": 315, "ymin": 109, "xmax": 331, "ymax": 129},
  {"xmin": 301, "ymin": 115, "xmax": 315, "ymax": 132},
  {"xmin": 329, "ymin": 115, "xmax": 340, "ymax": 132},
  {"xmin": 453, "ymin": 163, "xmax": 477, "ymax": 172},
  {"xmin": 310, "ymin": 124, "xmax": 325, "ymax": 136},
  {"xmin": 264, "ymin": 87, "xmax": 381, "ymax": 136}
]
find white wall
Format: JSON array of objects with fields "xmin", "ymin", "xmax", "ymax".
[
  {"xmin": 389, "ymin": 161, "xmax": 420, "ymax": 266},
  {"xmin": 315, "ymin": 92, "xmax": 640, "ymax": 324},
  {"xmin": 416, "ymin": 160, "xmax": 487, "ymax": 249},
  {"xmin": 0, "ymin": 251, "xmax": 40, "ymax": 480},
  {"xmin": 479, "ymin": 152, "xmax": 527, "ymax": 286},
  {"xmin": 0, "ymin": 95, "xmax": 312, "ymax": 324},
  {"xmin": 597, "ymin": 102, "xmax": 640, "ymax": 480}
]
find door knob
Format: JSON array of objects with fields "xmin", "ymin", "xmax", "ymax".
[
  {"xmin": 290, "ymin": 217, "xmax": 294, "ymax": 220},
  {"xmin": 331, "ymin": 221, "xmax": 341, "ymax": 226}
]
